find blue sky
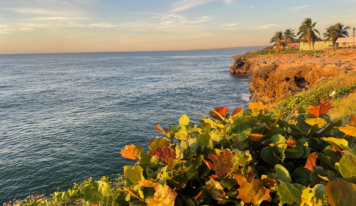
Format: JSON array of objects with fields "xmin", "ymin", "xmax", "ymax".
[{"xmin": 0, "ymin": 0, "xmax": 355, "ymax": 54}]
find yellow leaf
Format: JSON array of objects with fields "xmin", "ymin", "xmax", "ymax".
[
  {"xmin": 138, "ymin": 180, "xmax": 158, "ymax": 188},
  {"xmin": 305, "ymin": 118, "xmax": 327, "ymax": 128},
  {"xmin": 339, "ymin": 125, "xmax": 356, "ymax": 136},
  {"xmin": 237, "ymin": 179, "xmax": 272, "ymax": 205},
  {"xmin": 147, "ymin": 185, "xmax": 177, "ymax": 206},
  {"xmin": 121, "ymin": 145, "xmax": 144, "ymax": 160},
  {"xmin": 202, "ymin": 118, "xmax": 224, "ymax": 129},
  {"xmin": 248, "ymin": 133, "xmax": 264, "ymax": 142},
  {"xmin": 249, "ymin": 102, "xmax": 268, "ymax": 110}
]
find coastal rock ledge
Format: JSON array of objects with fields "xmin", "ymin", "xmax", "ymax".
[{"xmin": 230, "ymin": 54, "xmax": 356, "ymax": 104}]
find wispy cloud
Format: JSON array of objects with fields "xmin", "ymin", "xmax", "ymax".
[
  {"xmin": 224, "ymin": 0, "xmax": 234, "ymax": 5},
  {"xmin": 224, "ymin": 23, "xmax": 240, "ymax": 27},
  {"xmin": 24, "ymin": 17, "xmax": 89, "ymax": 21},
  {"xmin": 259, "ymin": 24, "xmax": 278, "ymax": 29},
  {"xmin": 291, "ymin": 5, "xmax": 310, "ymax": 10},
  {"xmin": 169, "ymin": 0, "xmax": 214, "ymax": 13}
]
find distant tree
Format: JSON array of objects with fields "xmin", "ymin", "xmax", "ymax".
[
  {"xmin": 283, "ymin": 28, "xmax": 297, "ymax": 44},
  {"xmin": 271, "ymin": 31, "xmax": 287, "ymax": 54},
  {"xmin": 324, "ymin": 23, "xmax": 350, "ymax": 49},
  {"xmin": 297, "ymin": 18, "xmax": 320, "ymax": 50}
]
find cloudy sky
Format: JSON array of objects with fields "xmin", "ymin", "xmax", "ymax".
[{"xmin": 0, "ymin": 0, "xmax": 355, "ymax": 54}]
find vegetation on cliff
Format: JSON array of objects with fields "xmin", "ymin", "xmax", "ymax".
[{"xmin": 10, "ymin": 102, "xmax": 356, "ymax": 206}]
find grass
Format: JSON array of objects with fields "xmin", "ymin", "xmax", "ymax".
[{"xmin": 273, "ymin": 70, "xmax": 356, "ymax": 119}]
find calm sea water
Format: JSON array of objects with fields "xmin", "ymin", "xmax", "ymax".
[{"xmin": 0, "ymin": 47, "xmax": 261, "ymax": 202}]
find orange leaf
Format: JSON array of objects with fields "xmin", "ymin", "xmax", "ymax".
[
  {"xmin": 237, "ymin": 179, "xmax": 272, "ymax": 205},
  {"xmin": 147, "ymin": 185, "xmax": 177, "ymax": 206},
  {"xmin": 249, "ymin": 102, "xmax": 268, "ymax": 110},
  {"xmin": 232, "ymin": 174, "xmax": 247, "ymax": 186},
  {"xmin": 304, "ymin": 152, "xmax": 318, "ymax": 171},
  {"xmin": 261, "ymin": 178, "xmax": 278, "ymax": 188},
  {"xmin": 232, "ymin": 107, "xmax": 243, "ymax": 116},
  {"xmin": 247, "ymin": 171, "xmax": 257, "ymax": 181},
  {"xmin": 339, "ymin": 124, "xmax": 356, "ymax": 136},
  {"xmin": 155, "ymin": 124, "xmax": 167, "ymax": 135},
  {"xmin": 124, "ymin": 187, "xmax": 144, "ymax": 201},
  {"xmin": 194, "ymin": 191, "xmax": 202, "ymax": 201},
  {"xmin": 351, "ymin": 115, "xmax": 356, "ymax": 126},
  {"xmin": 202, "ymin": 149, "xmax": 235, "ymax": 176},
  {"xmin": 138, "ymin": 180, "xmax": 158, "ymax": 188},
  {"xmin": 209, "ymin": 174, "xmax": 219, "ymax": 179},
  {"xmin": 121, "ymin": 145, "xmax": 144, "ymax": 161},
  {"xmin": 285, "ymin": 140, "xmax": 297, "ymax": 146},
  {"xmin": 152, "ymin": 147, "xmax": 176, "ymax": 163},
  {"xmin": 248, "ymin": 133, "xmax": 264, "ymax": 142},
  {"xmin": 210, "ymin": 107, "xmax": 229, "ymax": 119},
  {"xmin": 325, "ymin": 179, "xmax": 356, "ymax": 206},
  {"xmin": 147, "ymin": 137, "xmax": 170, "ymax": 156},
  {"xmin": 307, "ymin": 103, "xmax": 334, "ymax": 117}
]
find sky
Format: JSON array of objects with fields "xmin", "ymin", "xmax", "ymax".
[{"xmin": 0, "ymin": 0, "xmax": 355, "ymax": 54}]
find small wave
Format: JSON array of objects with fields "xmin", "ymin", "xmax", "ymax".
[{"xmin": 241, "ymin": 93, "xmax": 251, "ymax": 102}]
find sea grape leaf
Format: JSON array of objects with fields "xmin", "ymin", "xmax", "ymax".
[
  {"xmin": 325, "ymin": 179, "xmax": 356, "ymax": 206},
  {"xmin": 301, "ymin": 184, "xmax": 327, "ymax": 206},
  {"xmin": 174, "ymin": 126, "xmax": 189, "ymax": 140},
  {"xmin": 307, "ymin": 103, "xmax": 333, "ymax": 117},
  {"xmin": 183, "ymin": 161, "xmax": 198, "ymax": 180},
  {"xmin": 197, "ymin": 133, "xmax": 213, "ymax": 148},
  {"xmin": 179, "ymin": 114, "xmax": 190, "ymax": 127},
  {"xmin": 249, "ymin": 101, "xmax": 268, "ymax": 110},
  {"xmin": 305, "ymin": 118, "xmax": 327, "ymax": 128},
  {"xmin": 286, "ymin": 140, "xmax": 297, "ymax": 146},
  {"xmin": 210, "ymin": 107, "xmax": 229, "ymax": 120},
  {"xmin": 121, "ymin": 145, "xmax": 144, "ymax": 161},
  {"xmin": 138, "ymin": 180, "xmax": 158, "ymax": 188},
  {"xmin": 236, "ymin": 179, "xmax": 272, "ymax": 205},
  {"xmin": 83, "ymin": 181, "xmax": 111, "ymax": 204},
  {"xmin": 167, "ymin": 158, "xmax": 178, "ymax": 170},
  {"xmin": 139, "ymin": 154, "xmax": 152, "ymax": 168},
  {"xmin": 248, "ymin": 133, "xmax": 265, "ymax": 142},
  {"xmin": 155, "ymin": 124, "xmax": 167, "ymax": 136},
  {"xmin": 124, "ymin": 165, "xmax": 144, "ymax": 185},
  {"xmin": 339, "ymin": 125, "xmax": 356, "ymax": 137},
  {"xmin": 188, "ymin": 138, "xmax": 199, "ymax": 159},
  {"xmin": 147, "ymin": 137, "xmax": 170, "ymax": 156},
  {"xmin": 175, "ymin": 140, "xmax": 188, "ymax": 159},
  {"xmin": 321, "ymin": 137, "xmax": 350, "ymax": 151},
  {"xmin": 221, "ymin": 176, "xmax": 238, "ymax": 189},
  {"xmin": 304, "ymin": 153, "xmax": 318, "ymax": 171},
  {"xmin": 275, "ymin": 181, "xmax": 303, "ymax": 206},
  {"xmin": 274, "ymin": 164, "xmax": 292, "ymax": 183},
  {"xmin": 231, "ymin": 123, "xmax": 251, "ymax": 143},
  {"xmin": 292, "ymin": 167, "xmax": 311, "ymax": 185},
  {"xmin": 205, "ymin": 178, "xmax": 225, "ymax": 201},
  {"xmin": 203, "ymin": 118, "xmax": 225, "ymax": 129},
  {"xmin": 209, "ymin": 129, "xmax": 225, "ymax": 142},
  {"xmin": 317, "ymin": 153, "xmax": 336, "ymax": 171},
  {"xmin": 270, "ymin": 134, "xmax": 286, "ymax": 144},
  {"xmin": 202, "ymin": 149, "xmax": 235, "ymax": 176},
  {"xmin": 339, "ymin": 148, "xmax": 356, "ymax": 183},
  {"xmin": 324, "ymin": 146, "xmax": 342, "ymax": 163},
  {"xmin": 350, "ymin": 115, "xmax": 356, "ymax": 126},
  {"xmin": 146, "ymin": 185, "xmax": 177, "ymax": 206},
  {"xmin": 285, "ymin": 144, "xmax": 304, "ymax": 159},
  {"xmin": 261, "ymin": 146, "xmax": 279, "ymax": 165},
  {"xmin": 231, "ymin": 107, "xmax": 243, "ymax": 117},
  {"xmin": 226, "ymin": 150, "xmax": 253, "ymax": 176},
  {"xmin": 152, "ymin": 147, "xmax": 176, "ymax": 163},
  {"xmin": 157, "ymin": 166, "xmax": 169, "ymax": 185}
]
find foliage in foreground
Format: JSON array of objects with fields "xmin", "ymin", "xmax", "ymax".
[{"xmin": 14, "ymin": 102, "xmax": 356, "ymax": 206}]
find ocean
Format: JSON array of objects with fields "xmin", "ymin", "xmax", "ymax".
[{"xmin": 0, "ymin": 47, "xmax": 261, "ymax": 202}]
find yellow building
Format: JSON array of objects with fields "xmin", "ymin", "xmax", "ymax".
[
  {"xmin": 336, "ymin": 37, "xmax": 356, "ymax": 49},
  {"xmin": 300, "ymin": 41, "xmax": 333, "ymax": 50}
]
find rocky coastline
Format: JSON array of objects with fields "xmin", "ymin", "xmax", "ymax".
[{"xmin": 230, "ymin": 51, "xmax": 356, "ymax": 104}]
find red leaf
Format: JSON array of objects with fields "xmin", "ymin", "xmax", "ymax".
[
  {"xmin": 210, "ymin": 107, "xmax": 229, "ymax": 119},
  {"xmin": 304, "ymin": 153, "xmax": 318, "ymax": 171},
  {"xmin": 307, "ymin": 103, "xmax": 334, "ymax": 117},
  {"xmin": 285, "ymin": 140, "xmax": 297, "ymax": 146},
  {"xmin": 152, "ymin": 147, "xmax": 176, "ymax": 163},
  {"xmin": 232, "ymin": 107, "xmax": 243, "ymax": 116},
  {"xmin": 202, "ymin": 149, "xmax": 235, "ymax": 176},
  {"xmin": 194, "ymin": 191, "xmax": 202, "ymax": 201}
]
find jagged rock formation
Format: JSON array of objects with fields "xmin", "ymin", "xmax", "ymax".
[{"xmin": 230, "ymin": 54, "xmax": 356, "ymax": 103}]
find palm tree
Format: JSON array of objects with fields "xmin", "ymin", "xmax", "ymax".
[
  {"xmin": 297, "ymin": 18, "xmax": 320, "ymax": 50},
  {"xmin": 271, "ymin": 31, "xmax": 287, "ymax": 54},
  {"xmin": 324, "ymin": 23, "xmax": 350, "ymax": 49},
  {"xmin": 283, "ymin": 28, "xmax": 297, "ymax": 44}
]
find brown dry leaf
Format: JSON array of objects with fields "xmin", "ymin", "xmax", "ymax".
[
  {"xmin": 138, "ymin": 180, "xmax": 159, "ymax": 188},
  {"xmin": 307, "ymin": 103, "xmax": 334, "ymax": 117},
  {"xmin": 339, "ymin": 125, "xmax": 356, "ymax": 136},
  {"xmin": 205, "ymin": 178, "xmax": 225, "ymax": 201},
  {"xmin": 350, "ymin": 115, "xmax": 356, "ymax": 126},
  {"xmin": 249, "ymin": 102, "xmax": 268, "ymax": 110},
  {"xmin": 155, "ymin": 124, "xmax": 167, "ymax": 136},
  {"xmin": 325, "ymin": 179, "xmax": 356, "ymax": 206},
  {"xmin": 248, "ymin": 133, "xmax": 264, "ymax": 142},
  {"xmin": 147, "ymin": 185, "xmax": 177, "ymax": 206},
  {"xmin": 202, "ymin": 149, "xmax": 235, "ymax": 176},
  {"xmin": 304, "ymin": 152, "xmax": 318, "ymax": 171},
  {"xmin": 147, "ymin": 137, "xmax": 171, "ymax": 156},
  {"xmin": 121, "ymin": 145, "xmax": 144, "ymax": 161},
  {"xmin": 261, "ymin": 178, "xmax": 278, "ymax": 188},
  {"xmin": 236, "ymin": 179, "xmax": 272, "ymax": 205},
  {"xmin": 152, "ymin": 147, "xmax": 176, "ymax": 163}
]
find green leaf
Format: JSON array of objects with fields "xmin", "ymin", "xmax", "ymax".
[
  {"xmin": 270, "ymin": 134, "xmax": 286, "ymax": 144},
  {"xmin": 321, "ymin": 137, "xmax": 350, "ymax": 151},
  {"xmin": 188, "ymin": 138, "xmax": 199, "ymax": 159},
  {"xmin": 197, "ymin": 133, "xmax": 213, "ymax": 148},
  {"xmin": 124, "ymin": 165, "xmax": 144, "ymax": 185},
  {"xmin": 261, "ymin": 146, "xmax": 279, "ymax": 165},
  {"xmin": 292, "ymin": 167, "xmax": 311, "ymax": 185},
  {"xmin": 179, "ymin": 115, "xmax": 190, "ymax": 127},
  {"xmin": 324, "ymin": 146, "xmax": 342, "ymax": 163},
  {"xmin": 175, "ymin": 126, "xmax": 189, "ymax": 140},
  {"xmin": 285, "ymin": 144, "xmax": 304, "ymax": 159},
  {"xmin": 301, "ymin": 184, "xmax": 327, "ymax": 206},
  {"xmin": 83, "ymin": 181, "xmax": 111, "ymax": 204},
  {"xmin": 339, "ymin": 148, "xmax": 356, "ymax": 183},
  {"xmin": 276, "ymin": 181, "xmax": 303, "ymax": 206},
  {"xmin": 231, "ymin": 124, "xmax": 251, "ymax": 143},
  {"xmin": 275, "ymin": 164, "xmax": 292, "ymax": 183}
]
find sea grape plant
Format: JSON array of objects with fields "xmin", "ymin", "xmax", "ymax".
[{"xmin": 16, "ymin": 103, "xmax": 356, "ymax": 206}]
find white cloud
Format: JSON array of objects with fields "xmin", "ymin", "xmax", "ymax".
[
  {"xmin": 189, "ymin": 16, "xmax": 215, "ymax": 23},
  {"xmin": 291, "ymin": 5, "xmax": 310, "ymax": 10},
  {"xmin": 224, "ymin": 23, "xmax": 240, "ymax": 27},
  {"xmin": 259, "ymin": 24, "xmax": 278, "ymax": 29},
  {"xmin": 250, "ymin": 6, "xmax": 255, "ymax": 9},
  {"xmin": 224, "ymin": 0, "xmax": 234, "ymax": 5},
  {"xmin": 169, "ymin": 0, "xmax": 214, "ymax": 12},
  {"xmin": 24, "ymin": 17, "xmax": 88, "ymax": 21}
]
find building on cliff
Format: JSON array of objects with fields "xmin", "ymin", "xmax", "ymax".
[
  {"xmin": 336, "ymin": 37, "xmax": 356, "ymax": 49},
  {"xmin": 300, "ymin": 41, "xmax": 333, "ymax": 50}
]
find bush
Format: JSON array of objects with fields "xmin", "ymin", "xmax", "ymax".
[{"xmin": 14, "ymin": 103, "xmax": 356, "ymax": 206}]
